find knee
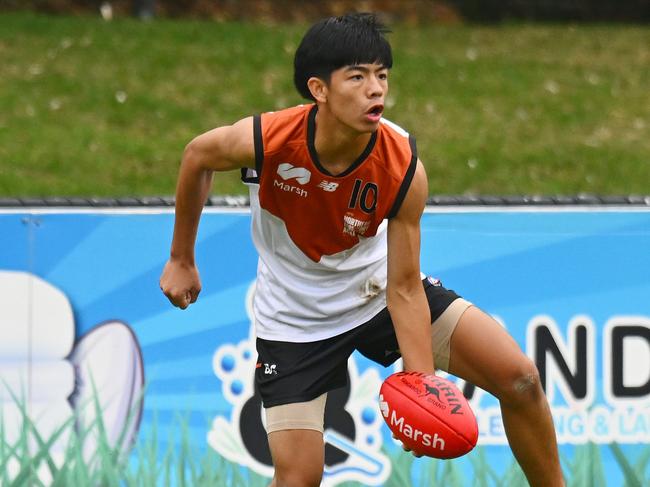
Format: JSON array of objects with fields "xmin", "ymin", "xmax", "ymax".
[
  {"xmin": 273, "ymin": 463, "xmax": 323, "ymax": 487},
  {"xmin": 494, "ymin": 356, "xmax": 544, "ymax": 407},
  {"xmin": 268, "ymin": 428, "xmax": 324, "ymax": 487},
  {"xmin": 271, "ymin": 450, "xmax": 324, "ymax": 487}
]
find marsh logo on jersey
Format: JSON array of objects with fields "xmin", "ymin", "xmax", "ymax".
[
  {"xmin": 274, "ymin": 163, "xmax": 311, "ymax": 198},
  {"xmin": 277, "ymin": 163, "xmax": 311, "ymax": 184},
  {"xmin": 343, "ymin": 213, "xmax": 370, "ymax": 237}
]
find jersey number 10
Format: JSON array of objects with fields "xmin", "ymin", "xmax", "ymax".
[{"xmin": 348, "ymin": 179, "xmax": 378, "ymax": 214}]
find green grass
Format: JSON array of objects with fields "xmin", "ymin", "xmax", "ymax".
[
  {"xmin": 0, "ymin": 12, "xmax": 649, "ymax": 197},
  {"xmin": 2, "ymin": 399, "xmax": 649, "ymax": 486}
]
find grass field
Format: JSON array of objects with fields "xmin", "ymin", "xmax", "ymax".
[
  {"xmin": 3, "ymin": 407, "xmax": 648, "ymax": 486},
  {"xmin": 0, "ymin": 12, "xmax": 648, "ymax": 197}
]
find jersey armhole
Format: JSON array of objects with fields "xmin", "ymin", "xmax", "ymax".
[
  {"xmin": 240, "ymin": 114, "xmax": 264, "ymax": 184},
  {"xmin": 387, "ymin": 135, "xmax": 418, "ymax": 219}
]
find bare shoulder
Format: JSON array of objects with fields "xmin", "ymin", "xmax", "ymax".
[
  {"xmin": 185, "ymin": 116, "xmax": 255, "ymax": 172},
  {"xmin": 393, "ymin": 160, "xmax": 428, "ymax": 224}
]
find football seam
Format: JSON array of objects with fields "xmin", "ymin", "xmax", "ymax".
[{"xmin": 383, "ymin": 380, "xmax": 476, "ymax": 447}]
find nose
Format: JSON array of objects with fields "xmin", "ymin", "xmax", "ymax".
[{"xmin": 367, "ymin": 74, "xmax": 384, "ymax": 98}]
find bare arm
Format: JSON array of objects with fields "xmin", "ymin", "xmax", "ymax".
[
  {"xmin": 160, "ymin": 117, "xmax": 255, "ymax": 309},
  {"xmin": 386, "ymin": 160, "xmax": 434, "ymax": 373}
]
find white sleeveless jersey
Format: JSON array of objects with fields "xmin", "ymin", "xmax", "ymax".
[{"xmin": 243, "ymin": 104, "xmax": 417, "ymax": 342}]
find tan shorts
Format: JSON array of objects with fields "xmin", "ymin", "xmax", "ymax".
[
  {"xmin": 265, "ymin": 298, "xmax": 473, "ymax": 434},
  {"xmin": 431, "ymin": 297, "xmax": 473, "ymax": 371}
]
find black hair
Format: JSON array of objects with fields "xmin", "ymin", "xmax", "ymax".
[{"xmin": 293, "ymin": 12, "xmax": 393, "ymax": 101}]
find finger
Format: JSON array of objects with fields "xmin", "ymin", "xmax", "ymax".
[
  {"xmin": 168, "ymin": 295, "xmax": 183, "ymax": 308},
  {"xmin": 189, "ymin": 288, "xmax": 200, "ymax": 303},
  {"xmin": 164, "ymin": 290, "xmax": 188, "ymax": 309},
  {"xmin": 179, "ymin": 292, "xmax": 191, "ymax": 309},
  {"xmin": 162, "ymin": 290, "xmax": 179, "ymax": 306}
]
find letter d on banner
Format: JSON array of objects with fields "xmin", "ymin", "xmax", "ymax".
[{"xmin": 605, "ymin": 317, "xmax": 650, "ymax": 403}]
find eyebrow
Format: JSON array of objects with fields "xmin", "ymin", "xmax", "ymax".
[{"xmin": 344, "ymin": 65, "xmax": 388, "ymax": 73}]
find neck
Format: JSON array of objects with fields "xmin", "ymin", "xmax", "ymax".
[{"xmin": 313, "ymin": 105, "xmax": 372, "ymax": 175}]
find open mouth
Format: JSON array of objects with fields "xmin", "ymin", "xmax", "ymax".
[{"xmin": 366, "ymin": 104, "xmax": 384, "ymax": 121}]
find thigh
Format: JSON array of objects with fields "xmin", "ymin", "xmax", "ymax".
[
  {"xmin": 265, "ymin": 394, "xmax": 327, "ymax": 433},
  {"xmin": 255, "ymin": 333, "xmax": 353, "ymax": 408},
  {"xmin": 447, "ymin": 306, "xmax": 533, "ymax": 396}
]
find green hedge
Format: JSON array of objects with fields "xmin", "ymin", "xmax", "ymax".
[
  {"xmin": 448, "ymin": 0, "xmax": 650, "ymax": 22},
  {"xmin": 2, "ymin": 1, "xmax": 649, "ymax": 23}
]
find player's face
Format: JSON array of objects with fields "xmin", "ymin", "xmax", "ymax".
[{"xmin": 325, "ymin": 63, "xmax": 388, "ymax": 133}]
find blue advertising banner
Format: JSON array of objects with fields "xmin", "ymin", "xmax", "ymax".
[{"xmin": 0, "ymin": 207, "xmax": 648, "ymax": 485}]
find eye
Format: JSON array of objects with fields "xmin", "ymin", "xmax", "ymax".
[
  {"xmin": 350, "ymin": 74, "xmax": 363, "ymax": 81},
  {"xmin": 378, "ymin": 72, "xmax": 388, "ymax": 80}
]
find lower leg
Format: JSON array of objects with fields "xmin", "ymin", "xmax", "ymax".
[
  {"xmin": 447, "ymin": 307, "xmax": 564, "ymax": 486},
  {"xmin": 500, "ymin": 376, "xmax": 564, "ymax": 486}
]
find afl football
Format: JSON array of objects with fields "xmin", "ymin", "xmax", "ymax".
[{"xmin": 379, "ymin": 372, "xmax": 478, "ymax": 459}]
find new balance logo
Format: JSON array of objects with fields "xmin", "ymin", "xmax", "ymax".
[
  {"xmin": 317, "ymin": 180, "xmax": 339, "ymax": 192},
  {"xmin": 277, "ymin": 163, "xmax": 311, "ymax": 184}
]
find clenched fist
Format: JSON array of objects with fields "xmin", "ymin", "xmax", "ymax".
[{"xmin": 159, "ymin": 259, "xmax": 201, "ymax": 309}]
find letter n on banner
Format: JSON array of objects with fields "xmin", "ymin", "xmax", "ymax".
[{"xmin": 527, "ymin": 315, "xmax": 595, "ymax": 407}]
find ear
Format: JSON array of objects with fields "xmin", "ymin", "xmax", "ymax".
[{"xmin": 307, "ymin": 77, "xmax": 328, "ymax": 103}]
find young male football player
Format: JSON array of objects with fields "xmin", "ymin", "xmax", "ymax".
[{"xmin": 160, "ymin": 13, "xmax": 564, "ymax": 487}]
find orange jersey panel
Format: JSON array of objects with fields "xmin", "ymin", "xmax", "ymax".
[{"xmin": 254, "ymin": 104, "xmax": 416, "ymax": 262}]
